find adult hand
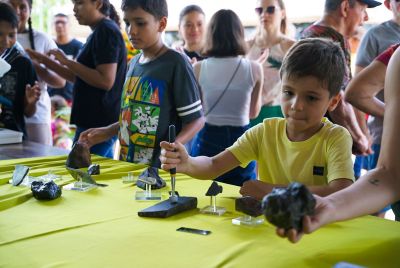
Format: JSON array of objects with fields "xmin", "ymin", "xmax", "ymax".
[
  {"xmin": 48, "ymin": 48, "xmax": 69, "ymax": 65},
  {"xmin": 159, "ymin": 141, "xmax": 189, "ymax": 173},
  {"xmin": 352, "ymin": 133, "xmax": 373, "ymax": 155},
  {"xmin": 25, "ymin": 82, "xmax": 40, "ymax": 105},
  {"xmin": 239, "ymin": 180, "xmax": 275, "ymax": 200},
  {"xmin": 275, "ymin": 195, "xmax": 336, "ymax": 243}
]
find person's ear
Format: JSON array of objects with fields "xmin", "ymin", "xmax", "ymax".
[
  {"xmin": 158, "ymin": 16, "xmax": 167, "ymax": 32},
  {"xmin": 94, "ymin": 0, "xmax": 103, "ymax": 11},
  {"xmin": 340, "ymin": 0, "xmax": 350, "ymax": 18},
  {"xmin": 384, "ymin": 0, "xmax": 391, "ymax": 10},
  {"xmin": 327, "ymin": 92, "xmax": 342, "ymax": 112},
  {"xmin": 281, "ymin": 8, "xmax": 286, "ymax": 21}
]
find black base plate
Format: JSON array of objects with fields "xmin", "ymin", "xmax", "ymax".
[{"xmin": 138, "ymin": 196, "xmax": 197, "ymax": 218}]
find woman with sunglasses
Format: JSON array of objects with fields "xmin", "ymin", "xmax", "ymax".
[{"xmin": 247, "ymin": 0, "xmax": 295, "ymax": 110}]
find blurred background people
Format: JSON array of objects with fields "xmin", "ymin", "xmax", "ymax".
[{"xmin": 47, "ymin": 13, "xmax": 83, "ymax": 105}]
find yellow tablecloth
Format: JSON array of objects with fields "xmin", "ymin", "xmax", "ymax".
[{"xmin": 0, "ymin": 156, "xmax": 399, "ymax": 267}]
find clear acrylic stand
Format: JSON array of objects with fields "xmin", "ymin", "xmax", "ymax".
[
  {"xmin": 122, "ymin": 172, "xmax": 136, "ymax": 184},
  {"xmin": 63, "ymin": 168, "xmax": 97, "ymax": 192},
  {"xmin": 232, "ymin": 215, "xmax": 265, "ymax": 226},
  {"xmin": 11, "ymin": 169, "xmax": 62, "ymax": 187},
  {"xmin": 135, "ymin": 182, "xmax": 162, "ymax": 201},
  {"xmin": 200, "ymin": 196, "xmax": 226, "ymax": 216}
]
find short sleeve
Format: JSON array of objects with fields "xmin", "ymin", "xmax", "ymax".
[
  {"xmin": 172, "ymin": 54, "xmax": 203, "ymax": 123},
  {"xmin": 376, "ymin": 44, "xmax": 400, "ymax": 66},
  {"xmin": 355, "ymin": 30, "xmax": 379, "ymax": 67},
  {"xmin": 93, "ymin": 22, "xmax": 124, "ymax": 66},
  {"xmin": 326, "ymin": 127, "xmax": 355, "ymax": 183},
  {"xmin": 227, "ymin": 123, "xmax": 263, "ymax": 167}
]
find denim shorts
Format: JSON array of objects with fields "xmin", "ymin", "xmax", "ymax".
[{"xmin": 191, "ymin": 123, "xmax": 256, "ymax": 186}]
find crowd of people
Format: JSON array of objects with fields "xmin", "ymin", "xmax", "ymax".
[{"xmin": 1, "ymin": 0, "xmax": 400, "ymax": 243}]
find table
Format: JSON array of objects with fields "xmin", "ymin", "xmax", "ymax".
[
  {"xmin": 0, "ymin": 156, "xmax": 399, "ymax": 267},
  {"xmin": 0, "ymin": 141, "xmax": 70, "ymax": 160}
]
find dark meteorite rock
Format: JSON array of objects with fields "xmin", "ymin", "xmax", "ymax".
[
  {"xmin": 205, "ymin": 181, "xmax": 223, "ymax": 196},
  {"xmin": 137, "ymin": 167, "xmax": 166, "ymax": 190},
  {"xmin": 31, "ymin": 181, "xmax": 62, "ymax": 200},
  {"xmin": 262, "ymin": 182, "xmax": 315, "ymax": 231},
  {"xmin": 88, "ymin": 164, "xmax": 100, "ymax": 175},
  {"xmin": 235, "ymin": 196, "xmax": 263, "ymax": 217},
  {"xmin": 66, "ymin": 142, "xmax": 92, "ymax": 169}
]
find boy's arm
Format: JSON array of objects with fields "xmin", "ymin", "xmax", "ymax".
[
  {"xmin": 307, "ymin": 179, "xmax": 353, "ymax": 196},
  {"xmin": 175, "ymin": 117, "xmax": 204, "ymax": 144},
  {"xmin": 160, "ymin": 141, "xmax": 240, "ymax": 180},
  {"xmin": 240, "ymin": 178, "xmax": 353, "ymax": 200}
]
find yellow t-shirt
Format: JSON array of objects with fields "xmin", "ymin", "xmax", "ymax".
[{"xmin": 228, "ymin": 118, "xmax": 354, "ymax": 186}]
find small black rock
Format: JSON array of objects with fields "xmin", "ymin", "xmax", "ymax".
[
  {"xmin": 205, "ymin": 181, "xmax": 223, "ymax": 196},
  {"xmin": 137, "ymin": 167, "xmax": 166, "ymax": 190},
  {"xmin": 235, "ymin": 196, "xmax": 263, "ymax": 217},
  {"xmin": 31, "ymin": 181, "xmax": 62, "ymax": 200},
  {"xmin": 88, "ymin": 164, "xmax": 100, "ymax": 175},
  {"xmin": 262, "ymin": 182, "xmax": 315, "ymax": 231}
]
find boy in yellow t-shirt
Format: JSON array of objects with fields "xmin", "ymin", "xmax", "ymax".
[{"xmin": 160, "ymin": 38, "xmax": 354, "ymax": 200}]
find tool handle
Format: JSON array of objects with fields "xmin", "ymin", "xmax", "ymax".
[{"xmin": 168, "ymin": 125, "xmax": 176, "ymax": 175}]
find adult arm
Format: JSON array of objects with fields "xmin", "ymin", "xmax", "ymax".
[
  {"xmin": 249, "ymin": 61, "xmax": 263, "ymax": 119},
  {"xmin": 344, "ymin": 61, "xmax": 386, "ymax": 118}
]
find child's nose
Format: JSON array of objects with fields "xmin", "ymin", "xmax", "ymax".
[{"xmin": 291, "ymin": 97, "xmax": 304, "ymax": 111}]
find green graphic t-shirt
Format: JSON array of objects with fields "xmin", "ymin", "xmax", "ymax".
[{"xmin": 119, "ymin": 49, "xmax": 202, "ymax": 167}]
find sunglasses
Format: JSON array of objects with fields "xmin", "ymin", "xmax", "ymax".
[{"xmin": 255, "ymin": 6, "xmax": 276, "ymax": 15}]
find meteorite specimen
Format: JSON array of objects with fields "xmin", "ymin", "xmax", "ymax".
[
  {"xmin": 31, "ymin": 181, "xmax": 62, "ymax": 200},
  {"xmin": 88, "ymin": 164, "xmax": 100, "ymax": 175},
  {"xmin": 137, "ymin": 167, "xmax": 166, "ymax": 190},
  {"xmin": 262, "ymin": 182, "xmax": 315, "ymax": 231},
  {"xmin": 205, "ymin": 181, "xmax": 223, "ymax": 196},
  {"xmin": 235, "ymin": 196, "xmax": 263, "ymax": 217},
  {"xmin": 66, "ymin": 142, "xmax": 92, "ymax": 169}
]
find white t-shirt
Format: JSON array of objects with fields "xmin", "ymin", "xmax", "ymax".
[
  {"xmin": 199, "ymin": 57, "xmax": 255, "ymax": 126},
  {"xmin": 18, "ymin": 30, "xmax": 57, "ymax": 125}
]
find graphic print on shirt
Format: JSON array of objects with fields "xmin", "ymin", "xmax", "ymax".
[
  {"xmin": 0, "ymin": 72, "xmax": 17, "ymax": 128},
  {"xmin": 119, "ymin": 75, "xmax": 165, "ymax": 164}
]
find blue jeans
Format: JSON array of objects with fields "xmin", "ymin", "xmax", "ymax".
[
  {"xmin": 191, "ymin": 123, "xmax": 256, "ymax": 186},
  {"xmin": 353, "ymin": 144, "xmax": 381, "ymax": 178},
  {"xmin": 74, "ymin": 126, "xmax": 117, "ymax": 158}
]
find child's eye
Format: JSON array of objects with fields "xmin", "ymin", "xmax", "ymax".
[
  {"xmin": 124, "ymin": 20, "xmax": 130, "ymax": 27},
  {"xmin": 307, "ymin": 96, "xmax": 318, "ymax": 101},
  {"xmin": 283, "ymin": 90, "xmax": 293, "ymax": 97},
  {"xmin": 136, "ymin": 22, "xmax": 146, "ymax": 27}
]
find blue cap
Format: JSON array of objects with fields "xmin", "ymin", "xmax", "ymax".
[{"xmin": 358, "ymin": 0, "xmax": 382, "ymax": 8}]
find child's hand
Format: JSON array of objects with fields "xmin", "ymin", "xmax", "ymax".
[
  {"xmin": 78, "ymin": 127, "xmax": 110, "ymax": 148},
  {"xmin": 239, "ymin": 180, "xmax": 275, "ymax": 200},
  {"xmin": 25, "ymin": 82, "xmax": 40, "ymax": 105},
  {"xmin": 26, "ymin": 49, "xmax": 46, "ymax": 64},
  {"xmin": 159, "ymin": 141, "xmax": 189, "ymax": 173},
  {"xmin": 48, "ymin": 49, "xmax": 69, "ymax": 65}
]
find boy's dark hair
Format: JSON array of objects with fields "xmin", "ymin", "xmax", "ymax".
[
  {"xmin": 202, "ymin": 9, "xmax": 247, "ymax": 57},
  {"xmin": 54, "ymin": 13, "xmax": 68, "ymax": 19},
  {"xmin": 0, "ymin": 2, "xmax": 19, "ymax": 29},
  {"xmin": 121, "ymin": 0, "xmax": 168, "ymax": 19},
  {"xmin": 325, "ymin": 0, "xmax": 356, "ymax": 12},
  {"xmin": 280, "ymin": 38, "xmax": 345, "ymax": 96},
  {"xmin": 179, "ymin": 5, "xmax": 204, "ymax": 26}
]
